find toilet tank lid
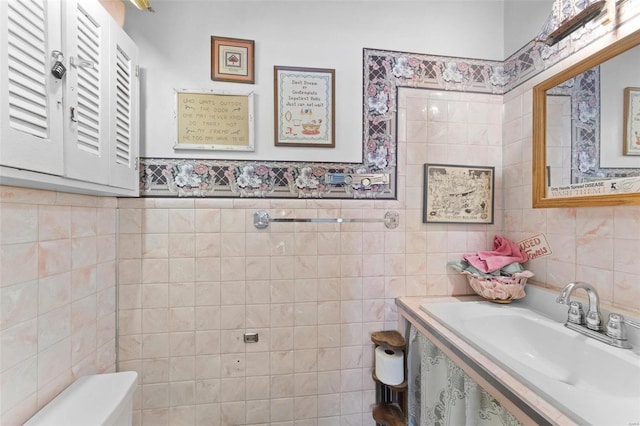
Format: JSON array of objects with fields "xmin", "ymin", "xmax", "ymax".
[{"xmin": 24, "ymin": 372, "xmax": 138, "ymax": 426}]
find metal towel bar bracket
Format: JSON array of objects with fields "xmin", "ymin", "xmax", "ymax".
[{"xmin": 253, "ymin": 210, "xmax": 400, "ymax": 230}]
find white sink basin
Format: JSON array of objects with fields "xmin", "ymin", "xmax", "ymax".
[{"xmin": 420, "ymin": 301, "xmax": 640, "ymax": 425}]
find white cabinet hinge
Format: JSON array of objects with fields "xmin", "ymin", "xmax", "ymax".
[{"xmin": 135, "ymin": 65, "xmax": 140, "ymax": 78}]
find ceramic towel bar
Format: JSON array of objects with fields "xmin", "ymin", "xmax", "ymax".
[{"xmin": 253, "ymin": 210, "xmax": 399, "ymax": 229}]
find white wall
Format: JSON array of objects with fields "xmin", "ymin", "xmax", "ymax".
[
  {"xmin": 124, "ymin": 1, "xmax": 507, "ymax": 163},
  {"xmin": 503, "ymin": 0, "xmax": 553, "ymax": 57}
]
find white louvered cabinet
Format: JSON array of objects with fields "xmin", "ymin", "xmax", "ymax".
[
  {"xmin": 0, "ymin": 0, "xmax": 64, "ymax": 176},
  {"xmin": 62, "ymin": 0, "xmax": 110, "ymax": 185},
  {"xmin": 0, "ymin": 0, "xmax": 139, "ymax": 196},
  {"xmin": 107, "ymin": 18, "xmax": 138, "ymax": 191}
]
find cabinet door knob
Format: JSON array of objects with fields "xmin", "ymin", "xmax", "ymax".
[{"xmin": 69, "ymin": 107, "xmax": 77, "ymax": 123}]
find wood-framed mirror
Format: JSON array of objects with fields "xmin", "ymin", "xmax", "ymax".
[{"xmin": 532, "ymin": 29, "xmax": 640, "ymax": 208}]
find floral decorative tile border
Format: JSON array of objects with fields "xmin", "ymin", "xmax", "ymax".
[{"xmin": 139, "ymin": 0, "xmax": 640, "ymax": 198}]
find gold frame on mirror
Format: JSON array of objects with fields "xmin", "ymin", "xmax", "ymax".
[{"xmin": 532, "ymin": 30, "xmax": 640, "ymax": 208}]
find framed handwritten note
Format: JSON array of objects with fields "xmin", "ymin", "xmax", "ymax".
[
  {"xmin": 174, "ymin": 89, "xmax": 254, "ymax": 152},
  {"xmin": 274, "ymin": 66, "xmax": 335, "ymax": 148}
]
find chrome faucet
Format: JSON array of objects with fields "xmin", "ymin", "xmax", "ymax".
[
  {"xmin": 556, "ymin": 281, "xmax": 602, "ymax": 331},
  {"xmin": 556, "ymin": 281, "xmax": 636, "ymax": 349}
]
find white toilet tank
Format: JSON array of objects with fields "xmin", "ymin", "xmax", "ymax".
[{"xmin": 24, "ymin": 371, "xmax": 138, "ymax": 426}]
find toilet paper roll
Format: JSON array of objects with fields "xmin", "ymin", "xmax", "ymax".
[{"xmin": 375, "ymin": 346, "xmax": 404, "ymax": 386}]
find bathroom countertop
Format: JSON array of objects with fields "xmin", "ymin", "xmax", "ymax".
[{"xmin": 396, "ymin": 296, "xmax": 578, "ymax": 426}]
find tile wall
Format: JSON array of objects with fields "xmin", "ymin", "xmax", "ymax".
[
  {"xmin": 1, "ymin": 83, "xmax": 637, "ymax": 426},
  {"xmin": 503, "ymin": 85, "xmax": 640, "ymax": 313},
  {"xmin": 115, "ymin": 89, "xmax": 505, "ymax": 425},
  {"xmin": 0, "ymin": 187, "xmax": 118, "ymax": 425}
]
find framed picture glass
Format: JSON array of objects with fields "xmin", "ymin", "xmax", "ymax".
[
  {"xmin": 211, "ymin": 36, "xmax": 255, "ymax": 84},
  {"xmin": 274, "ymin": 66, "xmax": 335, "ymax": 148},
  {"xmin": 423, "ymin": 164, "xmax": 495, "ymax": 224},
  {"xmin": 174, "ymin": 89, "xmax": 254, "ymax": 152},
  {"xmin": 623, "ymin": 86, "xmax": 640, "ymax": 156}
]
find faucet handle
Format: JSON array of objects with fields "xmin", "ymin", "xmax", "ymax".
[
  {"xmin": 605, "ymin": 313, "xmax": 627, "ymax": 341},
  {"xmin": 567, "ymin": 301, "xmax": 585, "ymax": 325},
  {"xmin": 585, "ymin": 310, "xmax": 603, "ymax": 331}
]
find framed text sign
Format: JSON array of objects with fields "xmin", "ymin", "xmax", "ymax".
[
  {"xmin": 274, "ymin": 66, "xmax": 335, "ymax": 148},
  {"xmin": 174, "ymin": 90, "xmax": 254, "ymax": 152}
]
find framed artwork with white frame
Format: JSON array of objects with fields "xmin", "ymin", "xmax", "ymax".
[{"xmin": 174, "ymin": 89, "xmax": 254, "ymax": 152}]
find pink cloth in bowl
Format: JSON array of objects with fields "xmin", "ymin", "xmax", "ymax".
[{"xmin": 463, "ymin": 235, "xmax": 529, "ymax": 273}]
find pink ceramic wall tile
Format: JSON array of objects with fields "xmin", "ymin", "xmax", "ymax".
[
  {"xmin": 294, "ymin": 256, "xmax": 318, "ymax": 279},
  {"xmin": 37, "ymin": 306, "xmax": 70, "ymax": 352},
  {"xmin": 613, "ymin": 271, "xmax": 640, "ymax": 312},
  {"xmin": 169, "ymin": 234, "xmax": 196, "ymax": 258},
  {"xmin": 195, "ymin": 257, "xmax": 220, "ymax": 283},
  {"xmin": 220, "ymin": 209, "xmax": 246, "ymax": 233},
  {"xmin": 339, "ymin": 278, "xmax": 362, "ymax": 301},
  {"xmin": 118, "ymin": 209, "xmax": 142, "ymax": 234},
  {"xmin": 404, "ymin": 276, "xmax": 428, "ymax": 297},
  {"xmin": 1, "ymin": 186, "xmax": 56, "ymax": 204},
  {"xmin": 142, "ymin": 284, "xmax": 169, "ymax": 309},
  {"xmin": 71, "ymin": 237, "xmax": 97, "ymax": 269},
  {"xmin": 1, "ymin": 319, "xmax": 37, "ymax": 372},
  {"xmin": 577, "ymin": 235, "xmax": 613, "ymax": 270},
  {"xmin": 614, "ymin": 206, "xmax": 640, "ymax": 239},
  {"xmin": 37, "ymin": 337, "xmax": 70, "ymax": 387},
  {"xmin": 245, "ymin": 280, "xmax": 269, "ymax": 304},
  {"xmin": 38, "ymin": 240, "xmax": 70, "ymax": 277},
  {"xmin": 141, "ymin": 259, "xmax": 168, "ymax": 284},
  {"xmin": 169, "ymin": 209, "xmax": 195, "ymax": 234},
  {"xmin": 71, "ymin": 207, "xmax": 97, "ymax": 238},
  {"xmin": 546, "ymin": 260, "xmax": 577, "ymax": 288},
  {"xmin": 220, "ymin": 282, "xmax": 245, "ymax": 306},
  {"xmin": 294, "ymin": 303, "xmax": 317, "ymax": 327},
  {"xmin": 37, "ymin": 206, "xmax": 71, "ymax": 242},
  {"xmin": 194, "ymin": 209, "xmax": 221, "ymax": 234},
  {"xmin": 575, "ymin": 265, "xmax": 614, "ymax": 303},
  {"xmin": 1, "ymin": 203, "xmax": 37, "ymax": 244},
  {"xmin": 1, "ymin": 281, "xmax": 38, "ymax": 330},
  {"xmin": 614, "ymin": 238, "xmax": 640, "ymax": 275},
  {"xmin": 293, "ymin": 326, "xmax": 318, "ymax": 350},
  {"xmin": 317, "ymin": 324, "xmax": 340, "ymax": 348}
]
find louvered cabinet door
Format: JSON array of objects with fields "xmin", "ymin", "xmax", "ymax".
[
  {"xmin": 0, "ymin": 0, "xmax": 64, "ymax": 175},
  {"xmin": 62, "ymin": 0, "xmax": 109, "ymax": 184},
  {"xmin": 108, "ymin": 23, "xmax": 138, "ymax": 192}
]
